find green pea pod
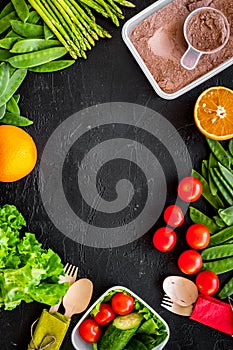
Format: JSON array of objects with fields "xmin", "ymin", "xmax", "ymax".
[
  {"xmin": 11, "ymin": 0, "xmax": 29, "ymax": 22},
  {"xmin": 26, "ymin": 11, "xmax": 41, "ymax": 24},
  {"xmin": 0, "ymin": 104, "xmax": 6, "ymax": 119},
  {"xmin": 209, "ymin": 168, "xmax": 233, "ymax": 206},
  {"xmin": 203, "ymin": 257, "xmax": 233, "ymax": 274},
  {"xmin": 0, "ymin": 11, "xmax": 18, "ymax": 35},
  {"xmin": 214, "ymin": 168, "xmax": 233, "ymax": 204},
  {"xmin": 10, "ymin": 39, "xmax": 61, "ymax": 53},
  {"xmin": 218, "ymin": 277, "xmax": 233, "ymax": 299},
  {"xmin": 0, "ymin": 63, "xmax": 10, "ymax": 98},
  {"xmin": 29, "ymin": 59, "xmax": 75, "ymax": 73},
  {"xmin": 10, "ymin": 20, "xmax": 44, "ymax": 38},
  {"xmin": 208, "ymin": 226, "xmax": 233, "ymax": 247},
  {"xmin": 0, "ymin": 68, "xmax": 27, "ymax": 108},
  {"xmin": 44, "ymin": 24, "xmax": 54, "ymax": 40},
  {"xmin": 213, "ymin": 215, "xmax": 226, "ymax": 229},
  {"xmin": 219, "ymin": 206, "xmax": 233, "ymax": 226},
  {"xmin": 229, "ymin": 139, "xmax": 233, "ymax": 157},
  {"xmin": 218, "ymin": 163, "xmax": 233, "ymax": 190},
  {"xmin": 9, "ymin": 47, "xmax": 67, "ymax": 68},
  {"xmin": 0, "ymin": 111, "xmax": 32, "ymax": 126},
  {"xmin": 0, "ymin": 48, "xmax": 13, "ymax": 61},
  {"xmin": 0, "ymin": 37, "xmax": 20, "ymax": 50},
  {"xmin": 13, "ymin": 93, "xmax": 20, "ymax": 103},
  {"xmin": 201, "ymin": 160, "xmax": 208, "ymax": 180},
  {"xmin": 192, "ymin": 169, "xmax": 224, "ymax": 209},
  {"xmin": 201, "ymin": 244, "xmax": 233, "ymax": 260},
  {"xmin": 0, "ymin": 3, "xmax": 14, "ymax": 19},
  {"xmin": 6, "ymin": 96, "xmax": 20, "ymax": 115},
  {"xmin": 189, "ymin": 206, "xmax": 218, "ymax": 234},
  {"xmin": 206, "ymin": 138, "xmax": 232, "ymax": 170},
  {"xmin": 208, "ymin": 153, "xmax": 218, "ymax": 196}
]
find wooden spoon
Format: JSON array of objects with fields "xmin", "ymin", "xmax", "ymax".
[
  {"xmin": 163, "ymin": 276, "xmax": 198, "ymax": 307},
  {"xmin": 63, "ymin": 278, "xmax": 93, "ymax": 318}
]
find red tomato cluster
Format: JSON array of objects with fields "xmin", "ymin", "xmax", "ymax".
[
  {"xmin": 79, "ymin": 292, "xmax": 134, "ymax": 343},
  {"xmin": 152, "ymin": 176, "xmax": 219, "ymax": 295}
]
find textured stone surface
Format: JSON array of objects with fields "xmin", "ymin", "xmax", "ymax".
[{"xmin": 0, "ymin": 0, "xmax": 232, "ymax": 349}]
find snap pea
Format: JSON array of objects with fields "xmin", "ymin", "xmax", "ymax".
[
  {"xmin": 0, "ymin": 63, "xmax": 10, "ymax": 98},
  {"xmin": 10, "ymin": 20, "xmax": 44, "ymax": 38},
  {"xmin": 214, "ymin": 168, "xmax": 233, "ymax": 203},
  {"xmin": 201, "ymin": 159, "xmax": 208, "ymax": 180},
  {"xmin": 0, "ymin": 3, "xmax": 14, "ymax": 19},
  {"xmin": 192, "ymin": 169, "xmax": 224, "ymax": 209},
  {"xmin": 219, "ymin": 206, "xmax": 233, "ymax": 226},
  {"xmin": 26, "ymin": 10, "xmax": 41, "ymax": 24},
  {"xmin": 206, "ymin": 137, "xmax": 232, "ymax": 170},
  {"xmin": 208, "ymin": 226, "xmax": 233, "ymax": 247},
  {"xmin": 218, "ymin": 163, "xmax": 233, "ymax": 190},
  {"xmin": 0, "ymin": 68, "xmax": 27, "ymax": 107},
  {"xmin": 6, "ymin": 96, "xmax": 20, "ymax": 115},
  {"xmin": 201, "ymin": 244, "xmax": 233, "ymax": 260},
  {"xmin": 43, "ymin": 24, "xmax": 55, "ymax": 40},
  {"xmin": 9, "ymin": 47, "xmax": 67, "ymax": 68},
  {"xmin": 203, "ymin": 257, "xmax": 233, "ymax": 274},
  {"xmin": 11, "ymin": 0, "xmax": 29, "ymax": 22},
  {"xmin": 29, "ymin": 59, "xmax": 75, "ymax": 72},
  {"xmin": 189, "ymin": 206, "xmax": 218, "ymax": 234},
  {"xmin": 10, "ymin": 39, "xmax": 61, "ymax": 53},
  {"xmin": 0, "ymin": 37, "xmax": 20, "ymax": 50},
  {"xmin": 0, "ymin": 111, "xmax": 33, "ymax": 126},
  {"xmin": 229, "ymin": 139, "xmax": 233, "ymax": 157},
  {"xmin": 213, "ymin": 215, "xmax": 226, "ymax": 229},
  {"xmin": 218, "ymin": 276, "xmax": 233, "ymax": 299},
  {"xmin": 0, "ymin": 48, "xmax": 13, "ymax": 61},
  {"xmin": 0, "ymin": 11, "xmax": 18, "ymax": 35},
  {"xmin": 209, "ymin": 168, "xmax": 233, "ymax": 206},
  {"xmin": 208, "ymin": 153, "xmax": 218, "ymax": 196},
  {"xmin": 0, "ymin": 104, "xmax": 6, "ymax": 119},
  {"xmin": 13, "ymin": 93, "xmax": 20, "ymax": 103}
]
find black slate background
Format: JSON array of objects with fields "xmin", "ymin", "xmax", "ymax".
[{"xmin": 0, "ymin": 0, "xmax": 233, "ymax": 349}]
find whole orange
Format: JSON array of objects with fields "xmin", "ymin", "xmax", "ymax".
[{"xmin": 0, "ymin": 125, "xmax": 37, "ymax": 182}]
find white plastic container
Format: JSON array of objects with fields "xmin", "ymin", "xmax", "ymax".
[
  {"xmin": 71, "ymin": 286, "xmax": 170, "ymax": 350},
  {"xmin": 122, "ymin": 0, "xmax": 233, "ymax": 100}
]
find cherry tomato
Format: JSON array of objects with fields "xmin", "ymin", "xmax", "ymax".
[
  {"xmin": 163, "ymin": 204, "xmax": 184, "ymax": 228},
  {"xmin": 196, "ymin": 270, "xmax": 220, "ymax": 295},
  {"xmin": 152, "ymin": 227, "xmax": 177, "ymax": 252},
  {"xmin": 94, "ymin": 303, "xmax": 116, "ymax": 325},
  {"xmin": 186, "ymin": 224, "xmax": 210, "ymax": 249},
  {"xmin": 178, "ymin": 176, "xmax": 202, "ymax": 202},
  {"xmin": 111, "ymin": 292, "xmax": 134, "ymax": 315},
  {"xmin": 78, "ymin": 319, "xmax": 102, "ymax": 343},
  {"xmin": 178, "ymin": 250, "xmax": 202, "ymax": 275}
]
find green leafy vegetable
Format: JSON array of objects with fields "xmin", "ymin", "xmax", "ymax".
[{"xmin": 0, "ymin": 204, "xmax": 68, "ymax": 310}]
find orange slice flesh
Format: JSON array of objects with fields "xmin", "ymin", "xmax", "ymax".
[{"xmin": 194, "ymin": 86, "xmax": 233, "ymax": 140}]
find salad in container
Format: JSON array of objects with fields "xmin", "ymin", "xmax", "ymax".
[{"xmin": 71, "ymin": 286, "xmax": 169, "ymax": 350}]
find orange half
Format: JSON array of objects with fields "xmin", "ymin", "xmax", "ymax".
[{"xmin": 194, "ymin": 86, "xmax": 233, "ymax": 140}]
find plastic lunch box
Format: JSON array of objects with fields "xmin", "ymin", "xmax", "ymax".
[
  {"xmin": 122, "ymin": 0, "xmax": 233, "ymax": 100},
  {"xmin": 71, "ymin": 286, "xmax": 170, "ymax": 350}
]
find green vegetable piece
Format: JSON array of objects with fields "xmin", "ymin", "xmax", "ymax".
[
  {"xmin": 0, "ymin": 104, "xmax": 6, "ymax": 119},
  {"xmin": 219, "ymin": 206, "xmax": 233, "ymax": 226},
  {"xmin": 29, "ymin": 59, "xmax": 75, "ymax": 72},
  {"xmin": 10, "ymin": 20, "xmax": 44, "ymax": 38},
  {"xmin": 13, "ymin": 93, "xmax": 20, "ymax": 103},
  {"xmin": 5, "ymin": 29, "xmax": 21, "ymax": 38},
  {"xmin": 0, "ymin": 11, "xmax": 18, "ymax": 35},
  {"xmin": 6, "ymin": 96, "xmax": 20, "ymax": 115},
  {"xmin": 126, "ymin": 338, "xmax": 147, "ymax": 350},
  {"xmin": 26, "ymin": 10, "xmax": 40, "ymax": 24},
  {"xmin": 208, "ymin": 153, "xmax": 218, "ymax": 196},
  {"xmin": 213, "ymin": 168, "xmax": 233, "ymax": 205},
  {"xmin": 9, "ymin": 47, "xmax": 67, "ymax": 68},
  {"xmin": 0, "ymin": 68, "xmax": 27, "ymax": 107},
  {"xmin": 192, "ymin": 169, "xmax": 224, "ymax": 209},
  {"xmin": 0, "ymin": 62, "xmax": 10, "ymax": 98},
  {"xmin": 0, "ymin": 111, "xmax": 33, "ymax": 126},
  {"xmin": 98, "ymin": 313, "xmax": 143, "ymax": 350},
  {"xmin": 0, "ymin": 2, "xmax": 14, "ymax": 19},
  {"xmin": 208, "ymin": 226, "xmax": 233, "ymax": 247},
  {"xmin": 213, "ymin": 215, "xmax": 226, "ymax": 228},
  {"xmin": 10, "ymin": 38, "xmax": 61, "ymax": 53},
  {"xmin": 11, "ymin": 0, "xmax": 29, "ymax": 22},
  {"xmin": 218, "ymin": 162, "xmax": 233, "ymax": 190},
  {"xmin": 206, "ymin": 137, "xmax": 232, "ymax": 170},
  {"xmin": 209, "ymin": 168, "xmax": 233, "ymax": 206},
  {"xmin": 137, "ymin": 318, "xmax": 160, "ymax": 335},
  {"xmin": 203, "ymin": 257, "xmax": 233, "ymax": 274},
  {"xmin": 135, "ymin": 334, "xmax": 159, "ymax": 350},
  {"xmin": 93, "ymin": 343, "xmax": 98, "ymax": 350},
  {"xmin": 44, "ymin": 23, "xmax": 55, "ymax": 40},
  {"xmin": 229, "ymin": 139, "xmax": 233, "ymax": 157},
  {"xmin": 218, "ymin": 277, "xmax": 233, "ymax": 299},
  {"xmin": 201, "ymin": 244, "xmax": 233, "ymax": 260},
  {"xmin": 201, "ymin": 159, "xmax": 208, "ymax": 180},
  {"xmin": 0, "ymin": 37, "xmax": 20, "ymax": 50},
  {"xmin": 0, "ymin": 48, "xmax": 13, "ymax": 61},
  {"xmin": 189, "ymin": 207, "xmax": 218, "ymax": 234}
]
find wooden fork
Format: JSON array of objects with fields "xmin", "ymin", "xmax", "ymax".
[
  {"xmin": 161, "ymin": 294, "xmax": 193, "ymax": 317},
  {"xmin": 49, "ymin": 263, "xmax": 79, "ymax": 314}
]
